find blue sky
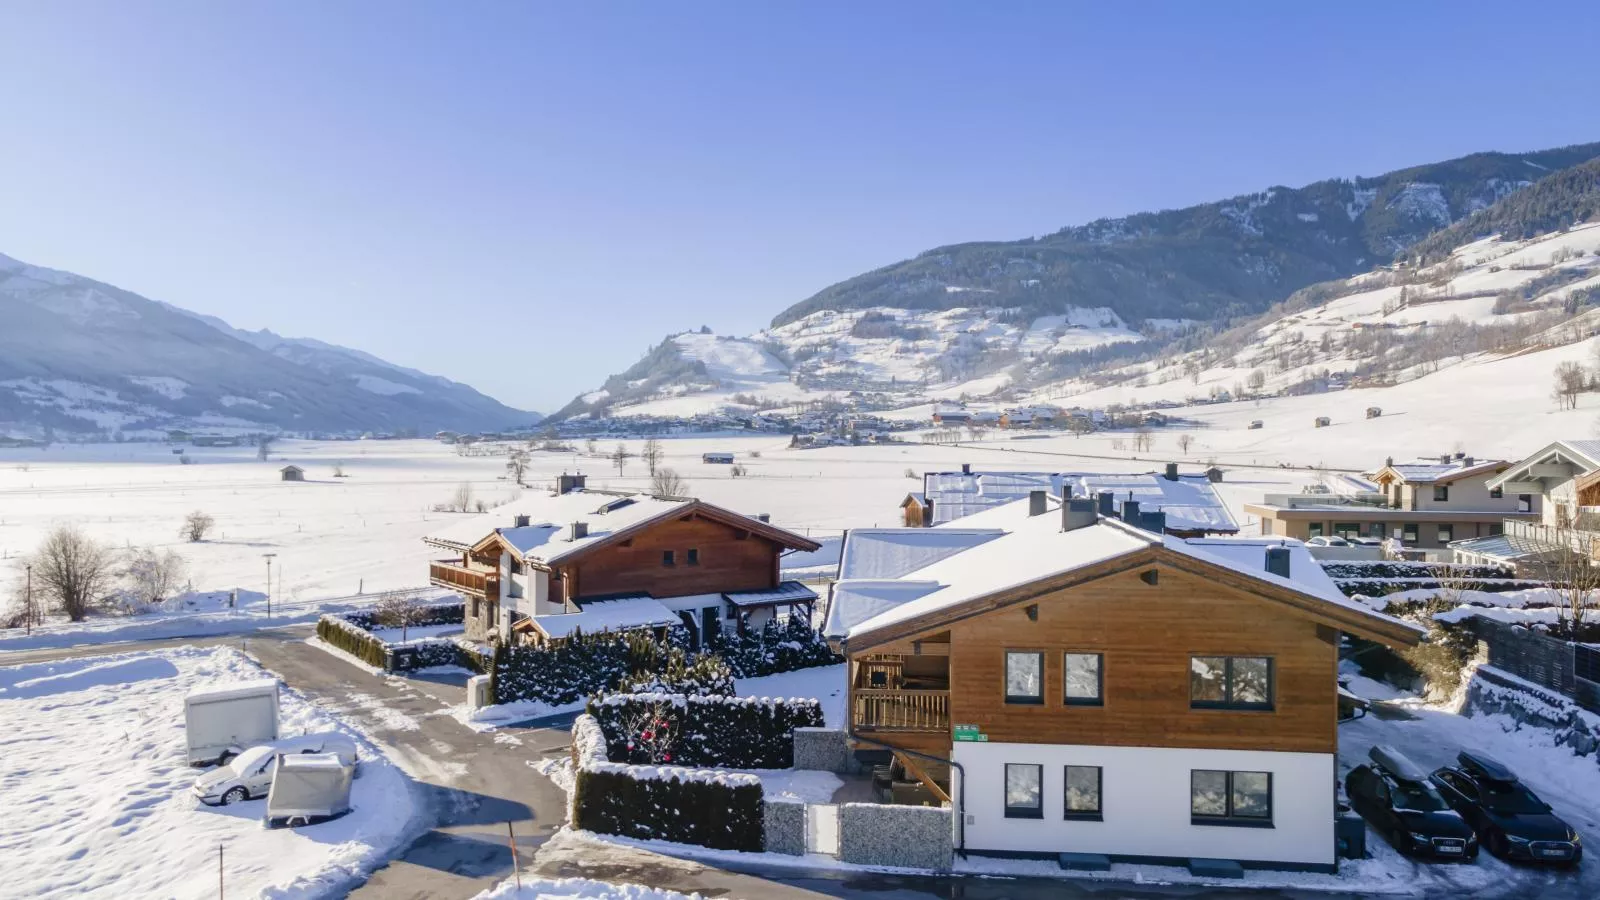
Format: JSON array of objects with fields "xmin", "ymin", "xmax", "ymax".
[{"xmin": 1, "ymin": 2, "xmax": 1596, "ymax": 413}]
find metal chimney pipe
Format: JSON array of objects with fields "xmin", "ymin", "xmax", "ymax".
[{"xmin": 1028, "ymin": 490, "xmax": 1048, "ymax": 517}]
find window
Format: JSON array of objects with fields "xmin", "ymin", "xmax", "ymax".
[
  {"xmin": 1063, "ymin": 653, "xmax": 1103, "ymax": 705},
  {"xmin": 1402, "ymin": 523, "xmax": 1419, "ymax": 543},
  {"xmin": 1004, "ymin": 764, "xmax": 1043, "ymax": 818},
  {"xmin": 1306, "ymin": 521, "xmax": 1324, "ymax": 538},
  {"xmin": 1334, "ymin": 522, "xmax": 1361, "ymax": 539},
  {"xmin": 1191, "ymin": 770, "xmax": 1272, "ymax": 826},
  {"xmin": 1437, "ymin": 525, "xmax": 1453, "ymax": 543},
  {"xmin": 662, "ymin": 550, "xmax": 675, "ymax": 567},
  {"xmin": 686, "ymin": 548, "xmax": 700, "ymax": 566},
  {"xmin": 1490, "ymin": 485, "xmax": 1504, "ymax": 499},
  {"xmin": 1063, "ymin": 765, "xmax": 1102, "ymax": 820},
  {"xmin": 1005, "ymin": 651, "xmax": 1044, "ymax": 704},
  {"xmin": 1434, "ymin": 485, "xmax": 1449, "ymax": 502},
  {"xmin": 1518, "ymin": 494, "xmax": 1533, "ymax": 513},
  {"xmin": 1368, "ymin": 522, "xmax": 1388, "ymax": 539},
  {"xmin": 1190, "ymin": 656, "xmax": 1273, "ymax": 710}
]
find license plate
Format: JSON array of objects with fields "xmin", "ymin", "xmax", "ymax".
[
  {"xmin": 1538, "ymin": 848, "xmax": 1569, "ymax": 858},
  {"xmin": 1437, "ymin": 845, "xmax": 1462, "ymax": 854}
]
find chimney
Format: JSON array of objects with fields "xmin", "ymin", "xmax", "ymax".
[
  {"xmin": 1385, "ymin": 456, "xmax": 1394, "ymax": 467},
  {"xmin": 1140, "ymin": 510, "xmax": 1167, "ymax": 535},
  {"xmin": 1120, "ymin": 499, "xmax": 1141, "ymax": 524},
  {"xmin": 1265, "ymin": 546, "xmax": 1291, "ymax": 579},
  {"xmin": 1440, "ymin": 454, "xmax": 1451, "ymax": 464},
  {"xmin": 1062, "ymin": 497, "xmax": 1098, "ymax": 532},
  {"xmin": 513, "ymin": 514, "xmax": 531, "ymax": 528},
  {"xmin": 1165, "ymin": 462, "xmax": 1179, "ymax": 482},
  {"xmin": 1028, "ymin": 490, "xmax": 1048, "ymax": 517},
  {"xmin": 1097, "ymin": 491, "xmax": 1115, "ymax": 517},
  {"xmin": 961, "ymin": 463, "xmax": 971, "ymax": 475},
  {"xmin": 756, "ymin": 513, "xmax": 771, "ymax": 523},
  {"xmin": 568, "ymin": 521, "xmax": 589, "ymax": 541},
  {"xmin": 557, "ymin": 472, "xmax": 587, "ymax": 495},
  {"xmin": 1062, "ymin": 483, "xmax": 1073, "ymax": 500},
  {"xmin": 1455, "ymin": 451, "xmax": 1465, "ymax": 460},
  {"xmin": 1463, "ymin": 456, "xmax": 1474, "ymax": 467}
]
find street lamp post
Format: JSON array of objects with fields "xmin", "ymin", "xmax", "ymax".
[
  {"xmin": 263, "ymin": 553, "xmax": 277, "ymax": 618},
  {"xmin": 25, "ymin": 563, "xmax": 33, "ymax": 637}
]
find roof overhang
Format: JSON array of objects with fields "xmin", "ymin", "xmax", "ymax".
[{"xmin": 1487, "ymin": 442, "xmax": 1600, "ymax": 491}]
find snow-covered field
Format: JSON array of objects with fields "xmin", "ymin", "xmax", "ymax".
[{"xmin": 0, "ymin": 645, "xmax": 416, "ymax": 899}]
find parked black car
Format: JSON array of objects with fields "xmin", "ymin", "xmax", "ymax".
[
  {"xmin": 1346, "ymin": 745, "xmax": 1477, "ymax": 860},
  {"xmin": 1430, "ymin": 751, "xmax": 1582, "ymax": 867}
]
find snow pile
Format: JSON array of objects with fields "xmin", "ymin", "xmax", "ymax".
[
  {"xmin": 472, "ymin": 875, "xmax": 702, "ymax": 899},
  {"xmin": 0, "ymin": 646, "xmax": 417, "ymax": 898}
]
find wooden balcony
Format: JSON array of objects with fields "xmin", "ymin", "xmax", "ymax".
[
  {"xmin": 853, "ymin": 689, "xmax": 950, "ymax": 732},
  {"xmin": 430, "ymin": 560, "xmax": 498, "ymax": 597}
]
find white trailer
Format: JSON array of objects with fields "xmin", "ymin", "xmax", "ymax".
[
  {"xmin": 265, "ymin": 753, "xmax": 354, "ymax": 828},
  {"xmin": 185, "ymin": 678, "xmax": 280, "ymax": 766}
]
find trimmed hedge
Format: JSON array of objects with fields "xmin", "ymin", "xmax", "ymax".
[
  {"xmin": 316, "ymin": 603, "xmax": 474, "ymax": 673},
  {"xmin": 1335, "ymin": 578, "xmax": 1538, "ymax": 598},
  {"xmin": 495, "ymin": 627, "xmax": 689, "ymax": 706},
  {"xmin": 588, "ymin": 692, "xmax": 824, "ymax": 768},
  {"xmin": 570, "ymin": 715, "xmax": 764, "ymax": 852},
  {"xmin": 337, "ymin": 602, "xmax": 466, "ymax": 631},
  {"xmin": 715, "ymin": 617, "xmax": 842, "ymax": 678},
  {"xmin": 316, "ymin": 614, "xmax": 390, "ymax": 669},
  {"xmin": 619, "ymin": 654, "xmax": 736, "ymax": 696}
]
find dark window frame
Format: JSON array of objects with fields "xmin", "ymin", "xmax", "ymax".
[
  {"xmin": 1437, "ymin": 524, "xmax": 1453, "ymax": 543},
  {"xmin": 1434, "ymin": 484, "xmax": 1450, "ymax": 502},
  {"xmin": 1004, "ymin": 763, "xmax": 1044, "ymax": 819},
  {"xmin": 686, "ymin": 548, "xmax": 700, "ymax": 566},
  {"xmin": 1191, "ymin": 769, "xmax": 1273, "ymax": 827},
  {"xmin": 662, "ymin": 550, "xmax": 676, "ymax": 567},
  {"xmin": 1190, "ymin": 656, "xmax": 1274, "ymax": 711},
  {"xmin": 1489, "ymin": 485, "xmax": 1504, "ymax": 500},
  {"xmin": 1306, "ymin": 521, "xmax": 1324, "ymax": 538},
  {"xmin": 1402, "ymin": 523, "xmax": 1419, "ymax": 543},
  {"xmin": 1063, "ymin": 765, "xmax": 1103, "ymax": 821},
  {"xmin": 1517, "ymin": 494, "xmax": 1533, "ymax": 513},
  {"xmin": 1062, "ymin": 652, "xmax": 1104, "ymax": 706},
  {"xmin": 1004, "ymin": 650, "xmax": 1045, "ymax": 705}
]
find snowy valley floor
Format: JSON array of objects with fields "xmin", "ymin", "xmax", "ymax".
[{"xmin": 0, "ymin": 645, "xmax": 417, "ymax": 900}]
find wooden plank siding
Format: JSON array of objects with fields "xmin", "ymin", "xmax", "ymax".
[
  {"xmin": 852, "ymin": 562, "xmax": 1348, "ymax": 759},
  {"xmin": 565, "ymin": 514, "xmax": 782, "ymax": 600}
]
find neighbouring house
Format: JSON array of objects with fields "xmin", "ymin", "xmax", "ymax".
[
  {"xmin": 1244, "ymin": 453, "xmax": 1538, "ymax": 550},
  {"xmin": 900, "ymin": 492, "xmax": 932, "ymax": 528},
  {"xmin": 279, "ymin": 465, "xmax": 305, "ymax": 482},
  {"xmin": 1365, "ymin": 407, "xmax": 1382, "ymax": 419},
  {"xmin": 916, "ymin": 464, "xmax": 1238, "ymax": 537},
  {"xmin": 823, "ymin": 492, "xmax": 1422, "ymax": 872},
  {"xmin": 423, "ymin": 477, "xmax": 821, "ymax": 646},
  {"xmin": 1475, "ymin": 439, "xmax": 1600, "ymax": 565},
  {"xmin": 932, "ymin": 402, "xmax": 972, "ymax": 426},
  {"xmin": 701, "ymin": 452, "xmax": 735, "ymax": 464}
]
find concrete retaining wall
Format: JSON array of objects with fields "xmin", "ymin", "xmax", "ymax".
[
  {"xmin": 792, "ymin": 727, "xmax": 862, "ymax": 774},
  {"xmin": 763, "ymin": 799, "xmax": 806, "ymax": 856},
  {"xmin": 838, "ymin": 802, "xmax": 952, "ymax": 871}
]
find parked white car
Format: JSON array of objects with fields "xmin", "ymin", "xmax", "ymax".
[
  {"xmin": 1307, "ymin": 536, "xmax": 1351, "ymax": 547},
  {"xmin": 192, "ymin": 733, "xmax": 358, "ymax": 806}
]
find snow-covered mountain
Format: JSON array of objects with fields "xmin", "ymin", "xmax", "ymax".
[
  {"xmin": 557, "ymin": 143, "xmax": 1600, "ymax": 422},
  {"xmin": 0, "ymin": 251, "xmax": 533, "ymax": 438}
]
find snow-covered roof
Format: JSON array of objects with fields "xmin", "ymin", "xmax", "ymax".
[
  {"xmin": 722, "ymin": 581, "xmax": 818, "ymax": 608},
  {"xmin": 923, "ymin": 468, "xmax": 1237, "ymax": 533},
  {"xmin": 1449, "ymin": 534, "xmax": 1543, "ymax": 563},
  {"xmin": 424, "ymin": 491, "xmax": 689, "ymax": 559},
  {"xmin": 527, "ymin": 595, "xmax": 679, "ymax": 639},
  {"xmin": 1378, "ymin": 457, "xmax": 1507, "ymax": 484},
  {"xmin": 831, "ymin": 494, "xmax": 1421, "ymax": 646},
  {"xmin": 1488, "ymin": 440, "xmax": 1600, "ymax": 490},
  {"xmin": 836, "ymin": 528, "xmax": 1005, "ymax": 579}
]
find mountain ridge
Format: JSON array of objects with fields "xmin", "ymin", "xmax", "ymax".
[{"xmin": 0, "ymin": 251, "xmax": 534, "ymax": 437}]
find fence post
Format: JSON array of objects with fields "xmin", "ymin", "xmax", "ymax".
[
  {"xmin": 218, "ymin": 844, "xmax": 224, "ymax": 899},
  {"xmin": 506, "ymin": 822, "xmax": 522, "ymax": 889}
]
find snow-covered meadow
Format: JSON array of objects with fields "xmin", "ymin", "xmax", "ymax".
[{"xmin": 0, "ymin": 645, "xmax": 416, "ymax": 899}]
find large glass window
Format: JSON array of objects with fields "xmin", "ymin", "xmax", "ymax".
[
  {"xmin": 1192, "ymin": 770, "xmax": 1272, "ymax": 825},
  {"xmin": 1437, "ymin": 525, "xmax": 1453, "ymax": 543},
  {"xmin": 1063, "ymin": 653, "xmax": 1103, "ymax": 705},
  {"xmin": 1190, "ymin": 656, "xmax": 1273, "ymax": 710},
  {"xmin": 1402, "ymin": 523, "xmax": 1419, "ymax": 543},
  {"xmin": 1434, "ymin": 485, "xmax": 1450, "ymax": 502},
  {"xmin": 1306, "ymin": 521, "xmax": 1324, "ymax": 538},
  {"xmin": 1005, "ymin": 764, "xmax": 1043, "ymax": 818},
  {"xmin": 1063, "ymin": 765, "xmax": 1102, "ymax": 820},
  {"xmin": 1005, "ymin": 651, "xmax": 1044, "ymax": 704}
]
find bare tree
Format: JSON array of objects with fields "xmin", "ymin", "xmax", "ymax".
[
  {"xmin": 1176, "ymin": 434, "xmax": 1194, "ymax": 455},
  {"xmin": 967, "ymin": 425, "xmax": 989, "ymax": 441},
  {"xmin": 651, "ymin": 467, "xmax": 686, "ymax": 497},
  {"xmin": 610, "ymin": 443, "xmax": 633, "ymax": 474},
  {"xmin": 1431, "ymin": 561, "xmax": 1484, "ymax": 608},
  {"xmin": 373, "ymin": 590, "xmax": 427, "ymax": 643},
  {"xmin": 1066, "ymin": 416, "xmax": 1093, "ymax": 438},
  {"xmin": 619, "ymin": 700, "xmax": 679, "ymax": 763},
  {"xmin": 25, "ymin": 525, "xmax": 117, "ymax": 621},
  {"xmin": 1247, "ymin": 368, "xmax": 1266, "ymax": 392},
  {"xmin": 1133, "ymin": 426, "xmax": 1154, "ymax": 453},
  {"xmin": 1554, "ymin": 360, "xmax": 1585, "ymax": 411},
  {"xmin": 257, "ymin": 435, "xmax": 274, "ymax": 461},
  {"xmin": 447, "ymin": 482, "xmax": 474, "ymax": 513},
  {"xmin": 180, "ymin": 510, "xmax": 215, "ymax": 543},
  {"xmin": 505, "ymin": 449, "xmax": 530, "ymax": 486},
  {"xmin": 332, "ymin": 463, "xmax": 346, "ymax": 478},
  {"xmin": 1528, "ymin": 536, "xmax": 1600, "ymax": 637},
  {"xmin": 642, "ymin": 438, "xmax": 663, "ymax": 476},
  {"xmin": 121, "ymin": 546, "xmax": 187, "ymax": 614},
  {"xmin": 585, "ymin": 437, "xmax": 598, "ymax": 456}
]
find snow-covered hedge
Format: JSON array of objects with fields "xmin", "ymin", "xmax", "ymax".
[
  {"xmin": 335, "ymin": 602, "xmax": 466, "ymax": 631},
  {"xmin": 1320, "ymin": 561, "xmax": 1514, "ymax": 580},
  {"xmin": 588, "ymin": 692, "xmax": 824, "ymax": 769},
  {"xmin": 714, "ymin": 617, "xmax": 842, "ymax": 678},
  {"xmin": 570, "ymin": 714, "xmax": 764, "ymax": 852},
  {"xmin": 617, "ymin": 653, "xmax": 735, "ymax": 696},
  {"xmin": 1335, "ymin": 578, "xmax": 1536, "ymax": 598},
  {"xmin": 493, "ymin": 627, "xmax": 691, "ymax": 706},
  {"xmin": 316, "ymin": 606, "xmax": 471, "ymax": 672}
]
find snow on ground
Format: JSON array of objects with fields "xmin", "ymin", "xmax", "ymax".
[
  {"xmin": 472, "ymin": 876, "xmax": 702, "ymax": 899},
  {"xmin": 736, "ymin": 663, "xmax": 847, "ymax": 728},
  {"xmin": 0, "ymin": 645, "xmax": 416, "ymax": 899}
]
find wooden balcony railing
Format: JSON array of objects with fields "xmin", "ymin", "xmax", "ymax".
[
  {"xmin": 853, "ymin": 689, "xmax": 950, "ymax": 732},
  {"xmin": 430, "ymin": 561, "xmax": 498, "ymax": 597}
]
